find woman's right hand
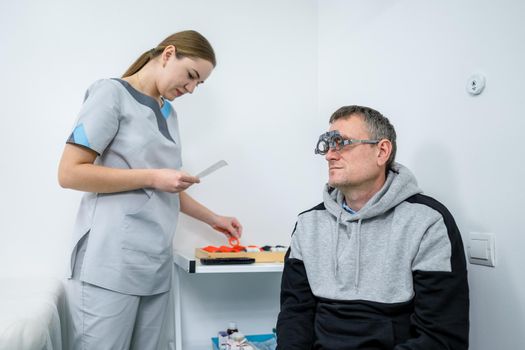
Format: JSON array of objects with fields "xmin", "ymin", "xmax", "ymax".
[
  {"xmin": 152, "ymin": 169, "xmax": 200, "ymax": 193},
  {"xmin": 58, "ymin": 144, "xmax": 200, "ymax": 193}
]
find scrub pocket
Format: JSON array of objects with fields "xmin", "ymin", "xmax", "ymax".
[{"xmin": 122, "ymin": 191, "xmax": 170, "ymax": 261}]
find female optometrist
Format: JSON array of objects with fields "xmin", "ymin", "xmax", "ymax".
[{"xmin": 58, "ymin": 30, "xmax": 242, "ymax": 350}]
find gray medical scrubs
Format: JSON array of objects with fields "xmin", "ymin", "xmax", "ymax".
[{"xmin": 67, "ymin": 78, "xmax": 182, "ymax": 296}]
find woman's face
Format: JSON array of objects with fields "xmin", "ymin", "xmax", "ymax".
[{"xmin": 157, "ymin": 50, "xmax": 214, "ymax": 101}]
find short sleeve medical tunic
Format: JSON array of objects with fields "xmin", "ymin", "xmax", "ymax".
[{"xmin": 67, "ymin": 78, "xmax": 182, "ymax": 296}]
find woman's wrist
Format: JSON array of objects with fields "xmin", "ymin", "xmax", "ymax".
[
  {"xmin": 207, "ymin": 212, "xmax": 219, "ymax": 227},
  {"xmin": 144, "ymin": 169, "xmax": 157, "ymax": 189}
]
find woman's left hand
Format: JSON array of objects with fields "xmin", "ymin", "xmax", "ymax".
[{"xmin": 211, "ymin": 215, "xmax": 243, "ymax": 239}]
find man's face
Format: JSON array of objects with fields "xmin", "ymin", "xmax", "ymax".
[{"xmin": 326, "ymin": 115, "xmax": 382, "ymax": 189}]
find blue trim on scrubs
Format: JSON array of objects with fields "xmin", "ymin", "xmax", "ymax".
[
  {"xmin": 69, "ymin": 123, "xmax": 90, "ymax": 148},
  {"xmin": 161, "ymin": 100, "xmax": 172, "ymax": 119}
]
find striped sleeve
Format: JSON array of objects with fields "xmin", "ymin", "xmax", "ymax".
[
  {"xmin": 276, "ymin": 223, "xmax": 317, "ymax": 350},
  {"xmin": 396, "ymin": 194, "xmax": 469, "ymax": 349}
]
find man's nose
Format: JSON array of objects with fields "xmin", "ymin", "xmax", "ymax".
[{"xmin": 325, "ymin": 148, "xmax": 339, "ymax": 161}]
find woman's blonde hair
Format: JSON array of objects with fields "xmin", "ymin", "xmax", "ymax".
[{"xmin": 122, "ymin": 30, "xmax": 216, "ymax": 78}]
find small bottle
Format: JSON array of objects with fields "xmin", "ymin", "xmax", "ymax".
[
  {"xmin": 226, "ymin": 322, "xmax": 238, "ymax": 336},
  {"xmin": 217, "ymin": 331, "xmax": 228, "ymax": 350}
]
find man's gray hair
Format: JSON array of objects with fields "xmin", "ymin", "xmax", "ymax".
[{"xmin": 329, "ymin": 105, "xmax": 397, "ymax": 170}]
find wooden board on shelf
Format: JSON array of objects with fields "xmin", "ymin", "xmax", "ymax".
[{"xmin": 195, "ymin": 248, "xmax": 285, "ymax": 263}]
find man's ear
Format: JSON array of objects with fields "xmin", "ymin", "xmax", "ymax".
[{"xmin": 376, "ymin": 139, "xmax": 392, "ymax": 167}]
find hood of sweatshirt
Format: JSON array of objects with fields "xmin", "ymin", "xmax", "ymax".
[{"xmin": 322, "ymin": 163, "xmax": 422, "ymax": 289}]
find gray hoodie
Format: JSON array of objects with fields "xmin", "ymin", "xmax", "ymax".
[
  {"xmin": 277, "ymin": 162, "xmax": 469, "ymax": 349},
  {"xmin": 290, "ymin": 163, "xmax": 453, "ymax": 303}
]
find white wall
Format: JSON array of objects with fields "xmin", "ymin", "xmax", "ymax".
[
  {"xmin": 318, "ymin": 0, "xmax": 525, "ymax": 348},
  {"xmin": 172, "ymin": 0, "xmax": 320, "ymax": 253},
  {"xmin": 1, "ymin": 0, "xmax": 524, "ymax": 349}
]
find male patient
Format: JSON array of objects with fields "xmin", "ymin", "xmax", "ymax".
[{"xmin": 276, "ymin": 106, "xmax": 469, "ymax": 349}]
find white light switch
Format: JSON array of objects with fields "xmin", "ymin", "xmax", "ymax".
[
  {"xmin": 468, "ymin": 232, "xmax": 495, "ymax": 267},
  {"xmin": 470, "ymin": 239, "xmax": 488, "ymax": 260}
]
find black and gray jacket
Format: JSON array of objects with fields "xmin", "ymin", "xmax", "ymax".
[{"xmin": 276, "ymin": 163, "xmax": 469, "ymax": 349}]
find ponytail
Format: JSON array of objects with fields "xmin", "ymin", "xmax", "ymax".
[{"xmin": 122, "ymin": 31, "xmax": 216, "ymax": 78}]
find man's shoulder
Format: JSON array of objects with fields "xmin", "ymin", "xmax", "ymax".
[
  {"xmin": 404, "ymin": 193, "xmax": 455, "ymax": 220},
  {"xmin": 298, "ymin": 202, "xmax": 326, "ymax": 217},
  {"xmin": 404, "ymin": 193, "xmax": 461, "ymax": 238}
]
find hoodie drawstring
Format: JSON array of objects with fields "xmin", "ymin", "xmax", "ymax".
[
  {"xmin": 333, "ymin": 211, "xmax": 342, "ymax": 277},
  {"xmin": 354, "ymin": 219, "xmax": 362, "ymax": 290}
]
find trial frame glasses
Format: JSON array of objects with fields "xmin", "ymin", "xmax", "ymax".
[{"xmin": 314, "ymin": 130, "xmax": 380, "ymax": 155}]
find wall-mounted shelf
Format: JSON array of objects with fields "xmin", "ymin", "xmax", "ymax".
[{"xmin": 174, "ymin": 250, "xmax": 284, "ymax": 274}]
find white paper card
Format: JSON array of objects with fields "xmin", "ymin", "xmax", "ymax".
[{"xmin": 196, "ymin": 160, "xmax": 228, "ymax": 178}]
